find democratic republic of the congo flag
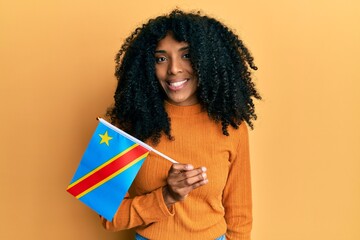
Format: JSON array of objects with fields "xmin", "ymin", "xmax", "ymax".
[{"xmin": 67, "ymin": 118, "xmax": 151, "ymax": 221}]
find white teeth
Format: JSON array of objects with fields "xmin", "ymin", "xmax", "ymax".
[{"xmin": 170, "ymin": 79, "xmax": 187, "ymax": 87}]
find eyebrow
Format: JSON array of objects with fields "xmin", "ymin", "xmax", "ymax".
[{"xmin": 154, "ymin": 46, "xmax": 189, "ymax": 54}]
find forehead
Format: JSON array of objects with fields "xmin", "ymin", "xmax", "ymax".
[{"xmin": 155, "ymin": 33, "xmax": 188, "ymax": 50}]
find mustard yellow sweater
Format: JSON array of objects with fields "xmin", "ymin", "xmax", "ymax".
[{"xmin": 102, "ymin": 102, "xmax": 252, "ymax": 240}]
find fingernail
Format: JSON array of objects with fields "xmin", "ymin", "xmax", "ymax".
[
  {"xmin": 201, "ymin": 167, "xmax": 207, "ymax": 172},
  {"xmin": 186, "ymin": 164, "xmax": 194, "ymax": 170}
]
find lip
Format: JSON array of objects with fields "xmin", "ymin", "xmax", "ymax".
[{"xmin": 166, "ymin": 78, "xmax": 189, "ymax": 91}]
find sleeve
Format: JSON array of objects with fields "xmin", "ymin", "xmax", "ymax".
[
  {"xmin": 101, "ymin": 187, "xmax": 175, "ymax": 231},
  {"xmin": 222, "ymin": 123, "xmax": 252, "ymax": 240}
]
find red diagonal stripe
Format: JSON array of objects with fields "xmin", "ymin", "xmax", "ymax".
[{"xmin": 67, "ymin": 145, "xmax": 148, "ymax": 197}]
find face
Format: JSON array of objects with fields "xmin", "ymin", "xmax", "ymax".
[{"xmin": 155, "ymin": 33, "xmax": 199, "ymax": 106}]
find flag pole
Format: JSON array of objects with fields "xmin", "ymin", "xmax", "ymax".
[
  {"xmin": 97, "ymin": 117, "xmax": 178, "ymax": 164},
  {"xmin": 149, "ymin": 148, "xmax": 178, "ymax": 164}
]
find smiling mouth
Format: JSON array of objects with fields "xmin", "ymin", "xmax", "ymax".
[{"xmin": 167, "ymin": 79, "xmax": 189, "ymax": 90}]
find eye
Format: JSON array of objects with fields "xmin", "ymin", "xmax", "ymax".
[
  {"xmin": 182, "ymin": 53, "xmax": 191, "ymax": 59},
  {"xmin": 155, "ymin": 56, "xmax": 167, "ymax": 63}
]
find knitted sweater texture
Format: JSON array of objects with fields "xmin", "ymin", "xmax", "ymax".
[{"xmin": 102, "ymin": 102, "xmax": 252, "ymax": 240}]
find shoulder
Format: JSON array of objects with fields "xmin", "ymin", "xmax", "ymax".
[
  {"xmin": 227, "ymin": 121, "xmax": 249, "ymax": 143},
  {"xmin": 225, "ymin": 121, "xmax": 250, "ymax": 162}
]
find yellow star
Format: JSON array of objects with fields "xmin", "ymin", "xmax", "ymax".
[{"xmin": 99, "ymin": 131, "xmax": 113, "ymax": 146}]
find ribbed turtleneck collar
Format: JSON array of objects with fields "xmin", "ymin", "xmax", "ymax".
[{"xmin": 164, "ymin": 101, "xmax": 203, "ymax": 117}]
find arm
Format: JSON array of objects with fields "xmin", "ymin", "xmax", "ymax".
[
  {"xmin": 101, "ymin": 187, "xmax": 174, "ymax": 231},
  {"xmin": 222, "ymin": 123, "xmax": 253, "ymax": 240},
  {"xmin": 101, "ymin": 164, "xmax": 208, "ymax": 231}
]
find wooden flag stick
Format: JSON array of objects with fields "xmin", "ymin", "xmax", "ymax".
[{"xmin": 97, "ymin": 117, "xmax": 178, "ymax": 164}]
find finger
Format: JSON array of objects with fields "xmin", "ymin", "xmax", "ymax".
[
  {"xmin": 169, "ymin": 163, "xmax": 194, "ymax": 174},
  {"xmin": 190, "ymin": 178, "xmax": 209, "ymax": 190},
  {"xmin": 175, "ymin": 178, "xmax": 209, "ymax": 197},
  {"xmin": 179, "ymin": 166, "xmax": 207, "ymax": 180},
  {"xmin": 178, "ymin": 171, "xmax": 208, "ymax": 187},
  {"xmin": 168, "ymin": 166, "xmax": 206, "ymax": 184}
]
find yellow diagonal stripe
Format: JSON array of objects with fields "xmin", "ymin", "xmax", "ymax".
[
  {"xmin": 67, "ymin": 143, "xmax": 138, "ymax": 189},
  {"xmin": 76, "ymin": 152, "xmax": 149, "ymax": 199}
]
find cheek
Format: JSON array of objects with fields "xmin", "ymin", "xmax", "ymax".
[
  {"xmin": 155, "ymin": 65, "xmax": 166, "ymax": 80},
  {"xmin": 184, "ymin": 62, "xmax": 195, "ymax": 75},
  {"xmin": 155, "ymin": 67, "xmax": 167, "ymax": 91}
]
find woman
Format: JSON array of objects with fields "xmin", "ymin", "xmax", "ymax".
[{"xmin": 101, "ymin": 9, "xmax": 261, "ymax": 240}]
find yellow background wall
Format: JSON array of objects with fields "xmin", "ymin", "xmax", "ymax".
[{"xmin": 1, "ymin": 0, "xmax": 359, "ymax": 239}]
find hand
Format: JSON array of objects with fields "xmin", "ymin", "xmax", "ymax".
[{"xmin": 163, "ymin": 164, "xmax": 208, "ymax": 208}]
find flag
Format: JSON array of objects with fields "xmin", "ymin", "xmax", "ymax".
[{"xmin": 67, "ymin": 118, "xmax": 150, "ymax": 221}]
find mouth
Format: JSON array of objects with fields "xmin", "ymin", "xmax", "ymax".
[{"xmin": 167, "ymin": 78, "xmax": 189, "ymax": 90}]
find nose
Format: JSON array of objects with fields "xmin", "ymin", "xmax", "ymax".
[{"xmin": 167, "ymin": 58, "xmax": 183, "ymax": 75}]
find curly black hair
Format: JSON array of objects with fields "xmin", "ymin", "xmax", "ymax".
[{"xmin": 107, "ymin": 9, "xmax": 261, "ymax": 145}]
